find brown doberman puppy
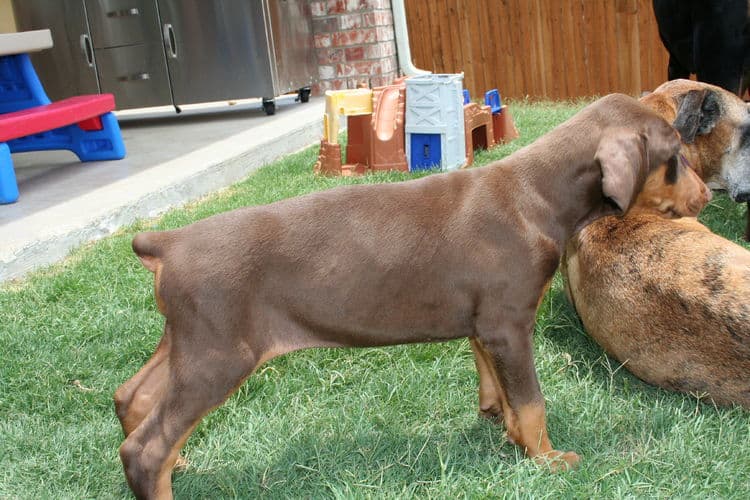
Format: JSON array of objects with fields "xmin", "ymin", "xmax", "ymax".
[
  {"xmin": 562, "ymin": 80, "xmax": 750, "ymax": 409},
  {"xmin": 115, "ymin": 94, "xmax": 681, "ymax": 500}
]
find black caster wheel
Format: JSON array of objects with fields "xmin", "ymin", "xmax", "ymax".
[
  {"xmin": 297, "ymin": 87, "xmax": 311, "ymax": 103},
  {"xmin": 262, "ymin": 98, "xmax": 275, "ymax": 115}
]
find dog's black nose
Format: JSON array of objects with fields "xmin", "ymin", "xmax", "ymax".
[{"xmin": 735, "ymin": 191, "xmax": 750, "ymax": 203}]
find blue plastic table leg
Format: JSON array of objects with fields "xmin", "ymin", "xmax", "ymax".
[
  {"xmin": 8, "ymin": 112, "xmax": 126, "ymax": 161},
  {"xmin": 0, "ymin": 142, "xmax": 19, "ymax": 204}
]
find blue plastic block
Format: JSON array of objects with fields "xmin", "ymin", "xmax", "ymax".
[
  {"xmin": 0, "ymin": 54, "xmax": 50, "ymax": 114},
  {"xmin": 410, "ymin": 133, "xmax": 441, "ymax": 171},
  {"xmin": 484, "ymin": 89, "xmax": 502, "ymax": 114},
  {"xmin": 463, "ymin": 89, "xmax": 470, "ymax": 105},
  {"xmin": 0, "ymin": 142, "xmax": 19, "ymax": 204}
]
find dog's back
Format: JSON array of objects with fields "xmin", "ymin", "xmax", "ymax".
[{"xmin": 564, "ymin": 215, "xmax": 750, "ymax": 408}]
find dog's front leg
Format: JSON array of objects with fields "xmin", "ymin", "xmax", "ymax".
[{"xmin": 475, "ymin": 314, "xmax": 579, "ymax": 471}]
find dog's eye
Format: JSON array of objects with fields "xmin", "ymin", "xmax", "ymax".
[{"xmin": 665, "ymin": 156, "xmax": 679, "ymax": 184}]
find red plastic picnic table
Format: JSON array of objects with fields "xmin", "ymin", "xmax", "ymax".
[{"xmin": 0, "ymin": 29, "xmax": 126, "ymax": 204}]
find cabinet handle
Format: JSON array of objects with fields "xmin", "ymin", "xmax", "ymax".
[
  {"xmin": 117, "ymin": 72, "xmax": 151, "ymax": 82},
  {"xmin": 79, "ymin": 34, "xmax": 94, "ymax": 68},
  {"xmin": 162, "ymin": 23, "xmax": 177, "ymax": 59},
  {"xmin": 107, "ymin": 8, "xmax": 140, "ymax": 18}
]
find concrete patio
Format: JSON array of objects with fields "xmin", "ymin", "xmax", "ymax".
[{"xmin": 0, "ymin": 94, "xmax": 324, "ymax": 282}]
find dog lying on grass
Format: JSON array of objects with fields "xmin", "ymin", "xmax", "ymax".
[
  {"xmin": 115, "ymin": 94, "xmax": 684, "ymax": 499},
  {"xmin": 562, "ymin": 80, "xmax": 750, "ymax": 408}
]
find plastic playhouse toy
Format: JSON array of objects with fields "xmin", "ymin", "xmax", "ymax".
[
  {"xmin": 312, "ymin": 80, "xmax": 518, "ymax": 177},
  {"xmin": 0, "ymin": 49, "xmax": 126, "ymax": 204},
  {"xmin": 314, "ymin": 81, "xmax": 408, "ymax": 176},
  {"xmin": 314, "ymin": 88, "xmax": 373, "ymax": 176},
  {"xmin": 462, "ymin": 90, "xmax": 495, "ymax": 167},
  {"xmin": 484, "ymin": 89, "xmax": 519, "ymax": 145},
  {"xmin": 405, "ymin": 73, "xmax": 466, "ymax": 171}
]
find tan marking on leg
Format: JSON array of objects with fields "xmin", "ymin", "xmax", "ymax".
[{"xmin": 507, "ymin": 402, "xmax": 580, "ymax": 471}]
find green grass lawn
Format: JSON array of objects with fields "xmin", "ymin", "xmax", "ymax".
[{"xmin": 2, "ymin": 99, "xmax": 749, "ymax": 499}]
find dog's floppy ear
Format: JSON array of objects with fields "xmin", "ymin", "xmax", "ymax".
[
  {"xmin": 673, "ymin": 89, "xmax": 721, "ymax": 143},
  {"xmin": 595, "ymin": 128, "xmax": 647, "ymax": 214}
]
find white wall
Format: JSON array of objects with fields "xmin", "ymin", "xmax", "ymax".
[{"xmin": 0, "ymin": 0, "xmax": 17, "ymax": 33}]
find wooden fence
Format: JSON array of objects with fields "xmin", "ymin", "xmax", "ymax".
[{"xmin": 403, "ymin": 0, "xmax": 670, "ymax": 100}]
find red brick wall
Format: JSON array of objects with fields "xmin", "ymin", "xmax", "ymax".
[{"xmin": 310, "ymin": 0, "xmax": 399, "ymax": 94}]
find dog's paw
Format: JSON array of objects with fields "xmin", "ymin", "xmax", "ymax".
[
  {"xmin": 174, "ymin": 455, "xmax": 190, "ymax": 472},
  {"xmin": 479, "ymin": 407, "xmax": 504, "ymax": 424},
  {"xmin": 534, "ymin": 450, "xmax": 580, "ymax": 472}
]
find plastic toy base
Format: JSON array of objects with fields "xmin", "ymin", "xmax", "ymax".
[
  {"xmin": 313, "ymin": 140, "xmax": 369, "ymax": 177},
  {"xmin": 313, "ymin": 140, "xmax": 342, "ymax": 176},
  {"xmin": 492, "ymin": 106, "xmax": 520, "ymax": 144},
  {"xmin": 7, "ymin": 112, "xmax": 126, "ymax": 161}
]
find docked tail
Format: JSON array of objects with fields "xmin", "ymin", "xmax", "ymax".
[{"xmin": 132, "ymin": 232, "xmax": 165, "ymax": 273}]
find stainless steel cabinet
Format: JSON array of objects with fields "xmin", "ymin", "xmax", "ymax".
[
  {"xmin": 12, "ymin": 0, "xmax": 317, "ymax": 113},
  {"xmin": 158, "ymin": 0, "xmax": 275, "ymax": 106},
  {"xmin": 88, "ymin": 0, "xmax": 172, "ymax": 108},
  {"xmin": 12, "ymin": 0, "xmax": 100, "ymax": 99}
]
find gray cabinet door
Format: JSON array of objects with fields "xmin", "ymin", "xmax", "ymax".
[
  {"xmin": 95, "ymin": 43, "xmax": 172, "ymax": 108},
  {"xmin": 156, "ymin": 0, "xmax": 275, "ymax": 106},
  {"xmin": 84, "ymin": 0, "xmax": 162, "ymax": 48},
  {"xmin": 12, "ymin": 0, "xmax": 100, "ymax": 101}
]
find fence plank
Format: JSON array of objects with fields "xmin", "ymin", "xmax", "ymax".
[{"xmin": 403, "ymin": 0, "xmax": 669, "ymax": 100}]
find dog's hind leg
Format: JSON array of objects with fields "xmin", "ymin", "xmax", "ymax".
[
  {"xmin": 470, "ymin": 338, "xmax": 508, "ymax": 421},
  {"xmin": 114, "ymin": 324, "xmax": 172, "ymax": 437},
  {"xmin": 477, "ymin": 310, "xmax": 580, "ymax": 471},
  {"xmin": 118, "ymin": 327, "xmax": 263, "ymax": 500}
]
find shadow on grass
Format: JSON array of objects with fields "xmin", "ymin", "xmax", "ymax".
[{"xmin": 172, "ymin": 420, "xmax": 522, "ymax": 498}]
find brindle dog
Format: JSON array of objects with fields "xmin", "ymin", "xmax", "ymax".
[{"xmin": 562, "ymin": 80, "xmax": 750, "ymax": 409}]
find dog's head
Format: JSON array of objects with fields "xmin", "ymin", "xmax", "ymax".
[
  {"xmin": 642, "ymin": 79, "xmax": 750, "ymax": 202},
  {"xmin": 631, "ymin": 154, "xmax": 712, "ymax": 218},
  {"xmin": 591, "ymin": 94, "xmax": 682, "ymax": 215}
]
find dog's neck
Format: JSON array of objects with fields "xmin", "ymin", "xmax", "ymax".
[{"xmin": 492, "ymin": 131, "xmax": 618, "ymax": 249}]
